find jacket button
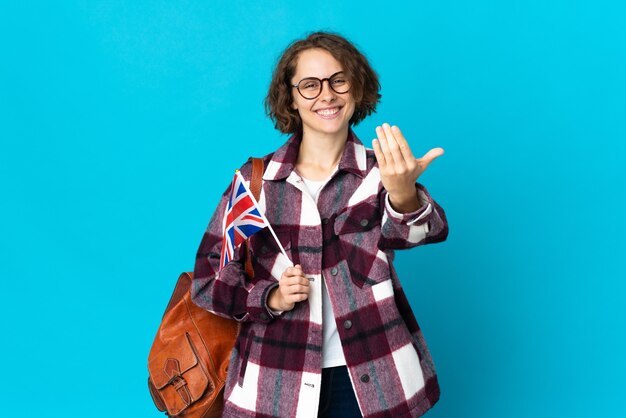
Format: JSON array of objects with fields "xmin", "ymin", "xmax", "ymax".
[
  {"xmin": 360, "ymin": 219, "xmax": 369, "ymax": 227},
  {"xmin": 343, "ymin": 320, "xmax": 352, "ymax": 329},
  {"xmin": 330, "ymin": 267, "xmax": 338, "ymax": 276},
  {"xmin": 360, "ymin": 374, "xmax": 370, "ymax": 383},
  {"xmin": 260, "ymin": 312, "xmax": 269, "ymax": 320},
  {"xmin": 322, "ymin": 218, "xmax": 329, "ymax": 225}
]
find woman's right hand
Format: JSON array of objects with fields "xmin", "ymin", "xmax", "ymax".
[{"xmin": 267, "ymin": 264, "xmax": 310, "ymax": 312}]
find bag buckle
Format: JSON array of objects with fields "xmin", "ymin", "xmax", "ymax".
[{"xmin": 164, "ymin": 358, "xmax": 192, "ymax": 405}]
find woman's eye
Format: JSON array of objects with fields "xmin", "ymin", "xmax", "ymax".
[{"xmin": 303, "ymin": 82, "xmax": 319, "ymax": 90}]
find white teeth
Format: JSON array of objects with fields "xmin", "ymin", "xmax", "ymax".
[{"xmin": 316, "ymin": 107, "xmax": 339, "ymax": 116}]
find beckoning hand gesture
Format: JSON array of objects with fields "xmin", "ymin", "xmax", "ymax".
[{"xmin": 372, "ymin": 123, "xmax": 444, "ymax": 213}]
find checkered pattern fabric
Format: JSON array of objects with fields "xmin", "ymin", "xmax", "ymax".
[{"xmin": 192, "ymin": 131, "xmax": 448, "ymax": 418}]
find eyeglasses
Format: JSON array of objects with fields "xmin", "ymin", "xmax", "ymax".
[{"xmin": 291, "ymin": 71, "xmax": 351, "ymax": 100}]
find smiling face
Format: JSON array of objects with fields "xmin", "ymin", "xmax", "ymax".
[{"xmin": 291, "ymin": 48, "xmax": 356, "ymax": 140}]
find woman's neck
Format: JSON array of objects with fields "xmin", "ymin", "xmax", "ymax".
[{"xmin": 296, "ymin": 127, "xmax": 349, "ymax": 180}]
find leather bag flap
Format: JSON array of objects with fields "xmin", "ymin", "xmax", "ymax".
[
  {"xmin": 148, "ymin": 332, "xmax": 211, "ymax": 415},
  {"xmin": 148, "ymin": 332, "xmax": 206, "ymax": 390}
]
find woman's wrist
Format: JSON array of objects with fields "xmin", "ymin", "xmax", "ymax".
[{"xmin": 388, "ymin": 188, "xmax": 420, "ymax": 213}]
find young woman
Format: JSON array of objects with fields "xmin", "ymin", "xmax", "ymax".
[{"xmin": 192, "ymin": 31, "xmax": 448, "ymax": 418}]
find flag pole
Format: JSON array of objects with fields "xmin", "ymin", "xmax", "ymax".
[{"xmin": 235, "ymin": 170, "xmax": 291, "ymax": 263}]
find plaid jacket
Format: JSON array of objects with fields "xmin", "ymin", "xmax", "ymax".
[{"xmin": 192, "ymin": 131, "xmax": 448, "ymax": 418}]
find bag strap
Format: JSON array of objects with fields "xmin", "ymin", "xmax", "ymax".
[
  {"xmin": 244, "ymin": 157, "xmax": 264, "ymax": 278},
  {"xmin": 249, "ymin": 157, "xmax": 264, "ymax": 202}
]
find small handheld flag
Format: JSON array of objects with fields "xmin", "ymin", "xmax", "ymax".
[{"xmin": 220, "ymin": 170, "xmax": 289, "ymax": 270}]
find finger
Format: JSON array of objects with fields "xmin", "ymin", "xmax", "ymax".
[
  {"xmin": 376, "ymin": 125, "xmax": 395, "ymax": 166},
  {"xmin": 290, "ymin": 283, "xmax": 310, "ymax": 294},
  {"xmin": 285, "ymin": 293, "xmax": 308, "ymax": 303},
  {"xmin": 284, "ymin": 265, "xmax": 303, "ymax": 277},
  {"xmin": 418, "ymin": 147, "xmax": 445, "ymax": 167},
  {"xmin": 372, "ymin": 138, "xmax": 386, "ymax": 167},
  {"xmin": 282, "ymin": 283, "xmax": 307, "ymax": 295},
  {"xmin": 391, "ymin": 125, "xmax": 415, "ymax": 162},
  {"xmin": 283, "ymin": 285, "xmax": 308, "ymax": 297},
  {"xmin": 292, "ymin": 264, "xmax": 304, "ymax": 276},
  {"xmin": 289, "ymin": 276, "xmax": 310, "ymax": 288},
  {"xmin": 281, "ymin": 275, "xmax": 308, "ymax": 287},
  {"xmin": 382, "ymin": 123, "xmax": 406, "ymax": 171}
]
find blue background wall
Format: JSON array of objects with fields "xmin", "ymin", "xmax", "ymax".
[{"xmin": 1, "ymin": 1, "xmax": 625, "ymax": 417}]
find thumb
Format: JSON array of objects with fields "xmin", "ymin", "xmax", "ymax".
[{"xmin": 418, "ymin": 147, "xmax": 444, "ymax": 166}]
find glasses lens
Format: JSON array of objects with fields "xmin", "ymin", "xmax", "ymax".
[
  {"xmin": 298, "ymin": 78, "xmax": 321, "ymax": 99},
  {"xmin": 329, "ymin": 74, "xmax": 350, "ymax": 94}
]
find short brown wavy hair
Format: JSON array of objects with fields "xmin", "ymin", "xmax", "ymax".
[{"xmin": 265, "ymin": 31, "xmax": 381, "ymax": 134}]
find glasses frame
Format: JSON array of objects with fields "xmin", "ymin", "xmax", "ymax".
[{"xmin": 291, "ymin": 71, "xmax": 350, "ymax": 100}]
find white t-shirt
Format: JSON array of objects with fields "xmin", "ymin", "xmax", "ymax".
[{"xmin": 300, "ymin": 176, "xmax": 347, "ymax": 368}]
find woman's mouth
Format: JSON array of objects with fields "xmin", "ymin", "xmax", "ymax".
[{"xmin": 315, "ymin": 106, "xmax": 342, "ymax": 119}]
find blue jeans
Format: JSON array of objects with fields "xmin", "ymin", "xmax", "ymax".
[{"xmin": 318, "ymin": 366, "xmax": 362, "ymax": 417}]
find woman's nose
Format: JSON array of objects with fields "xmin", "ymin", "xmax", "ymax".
[{"xmin": 319, "ymin": 79, "xmax": 336, "ymax": 101}]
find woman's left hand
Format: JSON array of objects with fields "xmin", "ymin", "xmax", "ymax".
[{"xmin": 372, "ymin": 123, "xmax": 444, "ymax": 213}]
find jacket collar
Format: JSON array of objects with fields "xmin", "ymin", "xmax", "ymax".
[{"xmin": 263, "ymin": 129, "xmax": 368, "ymax": 181}]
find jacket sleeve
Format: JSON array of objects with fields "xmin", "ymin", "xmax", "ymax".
[
  {"xmin": 191, "ymin": 175, "xmax": 280, "ymax": 324},
  {"xmin": 378, "ymin": 183, "xmax": 448, "ymax": 250}
]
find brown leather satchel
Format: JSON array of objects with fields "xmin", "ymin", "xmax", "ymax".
[{"xmin": 148, "ymin": 158, "xmax": 264, "ymax": 417}]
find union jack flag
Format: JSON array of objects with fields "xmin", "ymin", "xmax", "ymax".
[{"xmin": 220, "ymin": 170, "xmax": 270, "ymax": 270}]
